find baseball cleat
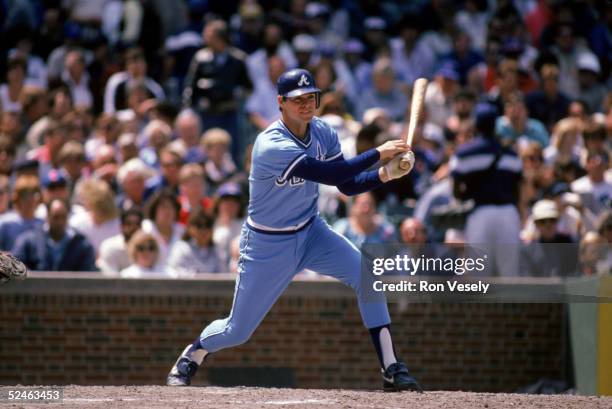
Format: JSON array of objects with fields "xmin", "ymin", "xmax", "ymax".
[
  {"xmin": 382, "ymin": 362, "xmax": 423, "ymax": 392},
  {"xmin": 166, "ymin": 344, "xmax": 200, "ymax": 386}
]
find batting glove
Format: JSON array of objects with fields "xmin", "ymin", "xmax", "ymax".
[
  {"xmin": 383, "ymin": 151, "xmax": 415, "ymax": 181},
  {"xmin": 0, "ymin": 252, "xmax": 27, "ymax": 284}
]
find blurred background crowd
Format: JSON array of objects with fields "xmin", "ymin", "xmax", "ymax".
[{"xmin": 0, "ymin": 0, "xmax": 610, "ymax": 277}]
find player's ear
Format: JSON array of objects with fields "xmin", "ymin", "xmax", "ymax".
[{"xmin": 277, "ymin": 95, "xmax": 283, "ymax": 112}]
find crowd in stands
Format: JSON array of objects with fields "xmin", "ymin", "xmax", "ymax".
[{"xmin": 0, "ymin": 0, "xmax": 610, "ymax": 277}]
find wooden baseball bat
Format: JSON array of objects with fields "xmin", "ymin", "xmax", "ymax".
[{"xmin": 400, "ymin": 77, "xmax": 428, "ymax": 170}]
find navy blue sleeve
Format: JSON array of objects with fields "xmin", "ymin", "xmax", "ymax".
[
  {"xmin": 291, "ymin": 149, "xmax": 380, "ymax": 186},
  {"xmin": 337, "ymin": 169, "xmax": 384, "ymax": 196}
]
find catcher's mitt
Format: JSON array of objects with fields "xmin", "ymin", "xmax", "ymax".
[{"xmin": 0, "ymin": 252, "xmax": 28, "ymax": 284}]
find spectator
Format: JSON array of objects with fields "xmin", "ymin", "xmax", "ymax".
[
  {"xmin": 550, "ymin": 23, "xmax": 592, "ymax": 99},
  {"xmin": 69, "ymin": 178, "xmax": 120, "ymax": 254},
  {"xmin": 62, "ymin": 48, "xmax": 93, "ymax": 109},
  {"xmin": 543, "ymin": 117, "xmax": 582, "ymax": 166},
  {"xmin": 398, "ymin": 218, "xmax": 431, "ymax": 270},
  {"xmin": 0, "ymin": 175, "xmax": 43, "ymax": 251},
  {"xmin": 390, "ymin": 13, "xmax": 434, "ymax": 87},
  {"xmin": 424, "ymin": 62, "xmax": 460, "ymax": 129},
  {"xmin": 582, "ymin": 120, "xmax": 607, "ymax": 157},
  {"xmin": 0, "ymin": 57, "xmax": 27, "ymax": 113},
  {"xmin": 521, "ymin": 199, "xmax": 578, "ymax": 277},
  {"xmin": 246, "ymin": 55, "xmax": 285, "ymax": 131},
  {"xmin": 169, "ymin": 109, "xmax": 204, "ymax": 164},
  {"xmin": 120, "ymin": 230, "xmax": 163, "ymax": 277},
  {"xmin": 26, "ymin": 85, "xmax": 73, "ymax": 150},
  {"xmin": 522, "ymin": 182, "xmax": 582, "ymax": 243},
  {"xmin": 104, "ymin": 47, "xmax": 164, "ymax": 114},
  {"xmin": 212, "ymin": 183, "xmax": 244, "ymax": 271},
  {"xmin": 183, "ymin": 19, "xmax": 253, "ymax": 163},
  {"xmin": 84, "ymin": 113, "xmax": 121, "ymax": 160},
  {"xmin": 340, "ymin": 39, "xmax": 372, "ymax": 100},
  {"xmin": 525, "ymin": 64, "xmax": 571, "ymax": 131},
  {"xmin": 0, "ymin": 136, "xmax": 17, "ymax": 177},
  {"xmin": 98, "ymin": 206, "xmax": 143, "ymax": 274},
  {"xmin": 518, "ymin": 141, "xmax": 555, "ymax": 222},
  {"xmin": 201, "ymin": 128, "xmax": 237, "ymax": 194},
  {"xmin": 139, "ymin": 119, "xmax": 173, "ymax": 169},
  {"xmin": 90, "ymin": 144, "xmax": 118, "ymax": 188},
  {"xmin": 579, "ymin": 230, "xmax": 609, "ymax": 276},
  {"xmin": 118, "ymin": 133, "xmax": 139, "ymax": 163},
  {"xmin": 19, "ymin": 86, "xmax": 49, "ymax": 134},
  {"xmin": 445, "ymin": 88, "xmax": 477, "ymax": 137},
  {"xmin": 167, "ymin": 208, "xmax": 221, "ymax": 276},
  {"xmin": 35, "ymin": 169, "xmax": 71, "ymax": 220},
  {"xmin": 333, "ymin": 191, "xmax": 396, "ymax": 248},
  {"xmin": 567, "ymin": 99, "xmax": 590, "ymax": 123},
  {"xmin": 450, "ymin": 104, "xmax": 522, "ymax": 276},
  {"xmin": 439, "ymin": 30, "xmax": 483, "ymax": 86},
  {"xmin": 27, "ymin": 119, "xmax": 67, "ymax": 175},
  {"xmin": 10, "ymin": 36, "xmax": 48, "ymax": 88},
  {"xmin": 361, "ymin": 17, "xmax": 390, "ymax": 62},
  {"xmin": 233, "ymin": 3, "xmax": 265, "ymax": 55},
  {"xmin": 304, "ymin": 2, "xmax": 343, "ymax": 53},
  {"xmin": 116, "ymin": 81, "xmax": 156, "ymax": 129},
  {"xmin": 291, "ymin": 33, "xmax": 317, "ymax": 72},
  {"xmin": 245, "ymin": 22, "xmax": 297, "ymax": 84},
  {"xmin": 12, "ymin": 199, "xmax": 96, "ymax": 271},
  {"xmin": 575, "ymin": 52, "xmax": 607, "ymax": 114},
  {"xmin": 584, "ymin": 210, "xmax": 612, "ymax": 275},
  {"xmin": 142, "ymin": 188, "xmax": 184, "ymax": 269},
  {"xmin": 357, "ymin": 57, "xmax": 408, "ymax": 122},
  {"xmin": 178, "ymin": 164, "xmax": 212, "ymax": 225},
  {"xmin": 495, "ymin": 92, "xmax": 549, "ymax": 148},
  {"xmin": 571, "ymin": 151, "xmax": 612, "ymax": 217},
  {"xmin": 116, "ymin": 158, "xmax": 155, "ymax": 211},
  {"xmin": 57, "ymin": 141, "xmax": 88, "ymax": 195},
  {"xmin": 486, "ymin": 58, "xmax": 520, "ymax": 115},
  {"xmin": 454, "ymin": 0, "xmax": 489, "ymax": 52},
  {"xmin": 144, "ymin": 147, "xmax": 182, "ymax": 200}
]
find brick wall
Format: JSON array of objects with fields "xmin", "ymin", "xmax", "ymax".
[{"xmin": 0, "ymin": 274, "xmax": 566, "ymax": 391}]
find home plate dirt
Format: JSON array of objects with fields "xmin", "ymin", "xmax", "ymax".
[{"xmin": 1, "ymin": 386, "xmax": 611, "ymax": 409}]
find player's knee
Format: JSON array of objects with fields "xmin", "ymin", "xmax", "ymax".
[{"xmin": 227, "ymin": 325, "xmax": 254, "ymax": 347}]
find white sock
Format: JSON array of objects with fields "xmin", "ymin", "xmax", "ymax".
[
  {"xmin": 191, "ymin": 348, "xmax": 207, "ymax": 365},
  {"xmin": 182, "ymin": 344, "xmax": 207, "ymax": 365},
  {"xmin": 379, "ymin": 327, "xmax": 397, "ymax": 370}
]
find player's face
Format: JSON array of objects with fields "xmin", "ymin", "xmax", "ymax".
[{"xmin": 281, "ymin": 93, "xmax": 317, "ymax": 122}]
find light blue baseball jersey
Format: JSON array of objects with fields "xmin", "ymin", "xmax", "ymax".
[{"xmin": 247, "ymin": 117, "xmax": 342, "ymax": 231}]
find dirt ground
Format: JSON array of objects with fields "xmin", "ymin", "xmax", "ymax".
[{"xmin": 1, "ymin": 386, "xmax": 611, "ymax": 409}]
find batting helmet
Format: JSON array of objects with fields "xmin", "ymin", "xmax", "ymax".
[{"xmin": 277, "ymin": 68, "xmax": 321, "ymax": 108}]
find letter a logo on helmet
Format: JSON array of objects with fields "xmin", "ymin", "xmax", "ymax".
[
  {"xmin": 277, "ymin": 68, "xmax": 322, "ymax": 107},
  {"xmin": 297, "ymin": 74, "xmax": 310, "ymax": 86}
]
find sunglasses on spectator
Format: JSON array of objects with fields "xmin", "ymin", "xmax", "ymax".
[
  {"xmin": 161, "ymin": 162, "xmax": 180, "ymax": 168},
  {"xmin": 522, "ymin": 155, "xmax": 542, "ymax": 162},
  {"xmin": 136, "ymin": 243, "xmax": 157, "ymax": 253}
]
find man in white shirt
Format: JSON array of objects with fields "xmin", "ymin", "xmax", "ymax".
[
  {"xmin": 98, "ymin": 207, "xmax": 143, "ymax": 274},
  {"xmin": 571, "ymin": 151, "xmax": 612, "ymax": 217}
]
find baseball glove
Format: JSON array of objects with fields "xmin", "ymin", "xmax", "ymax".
[{"xmin": 0, "ymin": 252, "xmax": 28, "ymax": 284}]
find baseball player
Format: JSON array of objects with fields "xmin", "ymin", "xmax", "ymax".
[{"xmin": 166, "ymin": 68, "xmax": 422, "ymax": 392}]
